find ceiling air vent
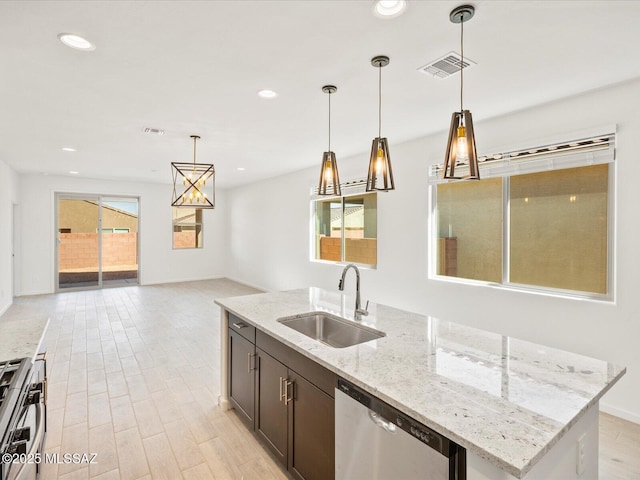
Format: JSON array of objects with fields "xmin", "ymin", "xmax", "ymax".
[
  {"xmin": 143, "ymin": 127, "xmax": 165, "ymax": 136},
  {"xmin": 418, "ymin": 52, "xmax": 476, "ymax": 79}
]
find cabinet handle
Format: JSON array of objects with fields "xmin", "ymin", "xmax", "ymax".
[
  {"xmin": 247, "ymin": 353, "xmax": 255, "ymax": 373},
  {"xmin": 279, "ymin": 377, "xmax": 284, "ymax": 402},
  {"xmin": 284, "ymin": 380, "xmax": 294, "ymax": 405},
  {"xmin": 233, "ymin": 322, "xmax": 247, "ymax": 329}
]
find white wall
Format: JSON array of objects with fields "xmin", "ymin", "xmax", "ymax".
[
  {"xmin": 0, "ymin": 159, "xmax": 18, "ymax": 315},
  {"xmin": 16, "ymin": 174, "xmax": 227, "ymax": 296},
  {"xmin": 225, "ymin": 78, "xmax": 640, "ymax": 423}
]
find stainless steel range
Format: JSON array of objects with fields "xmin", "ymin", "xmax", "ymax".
[{"xmin": 0, "ymin": 357, "xmax": 46, "ymax": 480}]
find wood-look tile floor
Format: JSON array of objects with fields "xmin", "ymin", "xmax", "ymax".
[
  {"xmin": 3, "ymin": 279, "xmax": 640, "ymax": 479},
  {"xmin": 4, "ymin": 279, "xmax": 290, "ymax": 480}
]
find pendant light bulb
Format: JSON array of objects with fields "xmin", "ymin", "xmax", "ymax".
[
  {"xmin": 324, "ymin": 158, "xmax": 334, "ymax": 182},
  {"xmin": 367, "ymin": 55, "xmax": 395, "ymax": 192},
  {"xmin": 376, "ymin": 147, "xmax": 385, "ymax": 175},
  {"xmin": 456, "ymin": 125, "xmax": 469, "ymax": 163},
  {"xmin": 442, "ymin": 5, "xmax": 480, "ymax": 180},
  {"xmin": 318, "ymin": 85, "xmax": 341, "ymax": 196}
]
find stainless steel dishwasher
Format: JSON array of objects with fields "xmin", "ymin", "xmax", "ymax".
[{"xmin": 335, "ymin": 378, "xmax": 466, "ymax": 480}]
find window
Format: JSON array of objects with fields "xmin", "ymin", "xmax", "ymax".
[
  {"xmin": 173, "ymin": 207, "xmax": 203, "ymax": 249},
  {"xmin": 313, "ymin": 190, "xmax": 377, "ymax": 266},
  {"xmin": 431, "ymin": 132, "xmax": 614, "ymax": 298}
]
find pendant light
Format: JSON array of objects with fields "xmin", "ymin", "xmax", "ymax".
[
  {"xmin": 442, "ymin": 5, "xmax": 479, "ymax": 180},
  {"xmin": 318, "ymin": 85, "xmax": 341, "ymax": 196},
  {"xmin": 366, "ymin": 55, "xmax": 395, "ymax": 192},
  {"xmin": 171, "ymin": 135, "xmax": 215, "ymax": 208}
]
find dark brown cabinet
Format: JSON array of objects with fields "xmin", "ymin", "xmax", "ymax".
[
  {"xmin": 255, "ymin": 347, "xmax": 288, "ymax": 464},
  {"xmin": 287, "ymin": 370, "xmax": 334, "ymax": 480},
  {"xmin": 228, "ymin": 315, "xmax": 256, "ymax": 429},
  {"xmin": 226, "ymin": 312, "xmax": 336, "ymax": 480}
]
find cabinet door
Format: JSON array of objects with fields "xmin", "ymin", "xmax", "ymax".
[
  {"xmin": 287, "ymin": 371, "xmax": 335, "ymax": 480},
  {"xmin": 255, "ymin": 348, "xmax": 288, "ymax": 466},
  {"xmin": 228, "ymin": 329, "xmax": 255, "ymax": 429}
]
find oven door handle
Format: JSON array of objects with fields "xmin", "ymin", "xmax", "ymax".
[{"xmin": 12, "ymin": 402, "xmax": 46, "ymax": 480}]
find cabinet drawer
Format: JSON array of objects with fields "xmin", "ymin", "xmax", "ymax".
[
  {"xmin": 256, "ymin": 330, "xmax": 336, "ymax": 398},
  {"xmin": 229, "ymin": 313, "xmax": 256, "ymax": 343}
]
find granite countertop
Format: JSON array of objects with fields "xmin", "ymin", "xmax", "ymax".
[
  {"xmin": 216, "ymin": 287, "xmax": 626, "ymax": 479},
  {"xmin": 0, "ymin": 317, "xmax": 49, "ymax": 363}
]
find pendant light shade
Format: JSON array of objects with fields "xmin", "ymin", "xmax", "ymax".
[
  {"xmin": 443, "ymin": 110, "xmax": 478, "ymax": 179},
  {"xmin": 171, "ymin": 135, "xmax": 215, "ymax": 208},
  {"xmin": 442, "ymin": 5, "xmax": 480, "ymax": 180},
  {"xmin": 366, "ymin": 55, "xmax": 395, "ymax": 192},
  {"xmin": 318, "ymin": 85, "xmax": 341, "ymax": 196}
]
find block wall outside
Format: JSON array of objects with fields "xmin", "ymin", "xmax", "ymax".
[
  {"xmin": 318, "ymin": 236, "xmax": 376, "ymax": 265},
  {"xmin": 59, "ymin": 233, "xmax": 137, "ymax": 270},
  {"xmin": 173, "ymin": 231, "xmax": 198, "ymax": 249},
  {"xmin": 345, "ymin": 238, "xmax": 377, "ymax": 265},
  {"xmin": 319, "ymin": 236, "xmax": 341, "ymax": 262}
]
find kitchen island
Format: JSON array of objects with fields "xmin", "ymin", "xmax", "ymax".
[{"xmin": 216, "ymin": 287, "xmax": 625, "ymax": 479}]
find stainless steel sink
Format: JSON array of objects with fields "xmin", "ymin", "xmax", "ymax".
[{"xmin": 277, "ymin": 312, "xmax": 385, "ymax": 348}]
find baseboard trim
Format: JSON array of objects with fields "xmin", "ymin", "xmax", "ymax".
[
  {"xmin": 16, "ymin": 276, "xmax": 228, "ymax": 295},
  {"xmin": 16, "ymin": 290, "xmax": 52, "ymax": 298},
  {"xmin": 600, "ymin": 402, "xmax": 640, "ymax": 425},
  {"xmin": 0, "ymin": 300, "xmax": 12, "ymax": 318},
  {"xmin": 140, "ymin": 275, "xmax": 225, "ymax": 286},
  {"xmin": 224, "ymin": 276, "xmax": 270, "ymax": 293}
]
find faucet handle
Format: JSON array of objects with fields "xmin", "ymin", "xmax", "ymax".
[
  {"xmin": 356, "ymin": 300, "xmax": 370, "ymax": 317},
  {"xmin": 338, "ymin": 278, "xmax": 343, "ymax": 290}
]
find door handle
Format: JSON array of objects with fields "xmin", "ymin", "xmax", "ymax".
[{"xmin": 368, "ymin": 410, "xmax": 397, "ymax": 434}]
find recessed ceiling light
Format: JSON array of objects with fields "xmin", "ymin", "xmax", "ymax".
[
  {"xmin": 69, "ymin": 171, "xmax": 79, "ymax": 175},
  {"xmin": 373, "ymin": 0, "xmax": 407, "ymax": 18},
  {"xmin": 61, "ymin": 147, "xmax": 77, "ymax": 152},
  {"xmin": 58, "ymin": 33, "xmax": 96, "ymax": 51},
  {"xmin": 237, "ymin": 167, "xmax": 246, "ymax": 171},
  {"xmin": 257, "ymin": 89, "xmax": 278, "ymax": 99}
]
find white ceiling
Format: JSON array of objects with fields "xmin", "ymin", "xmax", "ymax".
[{"xmin": 2, "ymin": 1, "xmax": 640, "ymax": 188}]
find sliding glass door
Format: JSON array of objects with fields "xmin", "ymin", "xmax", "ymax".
[{"xmin": 56, "ymin": 194, "xmax": 139, "ymax": 290}]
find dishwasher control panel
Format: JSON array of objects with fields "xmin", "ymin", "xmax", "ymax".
[{"xmin": 337, "ymin": 378, "xmax": 454, "ymax": 457}]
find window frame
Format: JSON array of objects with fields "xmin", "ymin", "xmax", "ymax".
[
  {"xmin": 310, "ymin": 185, "xmax": 377, "ymax": 268},
  {"xmin": 429, "ymin": 133, "xmax": 616, "ymax": 302},
  {"xmin": 172, "ymin": 207, "xmax": 204, "ymax": 250}
]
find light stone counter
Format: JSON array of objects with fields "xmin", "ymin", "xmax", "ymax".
[
  {"xmin": 216, "ymin": 288, "xmax": 625, "ymax": 479},
  {"xmin": 0, "ymin": 317, "xmax": 49, "ymax": 363}
]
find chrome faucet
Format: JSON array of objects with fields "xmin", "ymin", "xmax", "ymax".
[{"xmin": 338, "ymin": 263, "xmax": 369, "ymax": 321}]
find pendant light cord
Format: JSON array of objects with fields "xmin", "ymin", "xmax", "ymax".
[
  {"xmin": 328, "ymin": 90, "xmax": 331, "ymax": 151},
  {"xmin": 460, "ymin": 13, "xmax": 464, "ymax": 112},
  {"xmin": 378, "ymin": 63, "xmax": 382, "ymax": 139}
]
